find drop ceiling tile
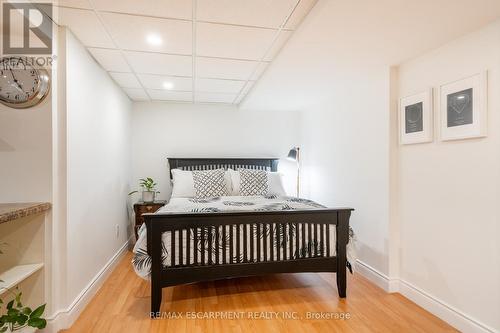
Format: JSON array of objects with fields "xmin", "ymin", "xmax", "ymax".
[
  {"xmin": 92, "ymin": 0, "xmax": 192, "ymax": 20},
  {"xmin": 138, "ymin": 74, "xmax": 192, "ymax": 91},
  {"xmin": 234, "ymin": 81, "xmax": 255, "ymax": 104},
  {"xmin": 250, "ymin": 62, "xmax": 268, "ymax": 80},
  {"xmin": 35, "ymin": 0, "xmax": 91, "ymax": 9},
  {"xmin": 125, "ymin": 51, "xmax": 192, "ymax": 76},
  {"xmin": 56, "ymin": 7, "xmax": 114, "ymax": 48},
  {"xmin": 196, "ymin": 57, "xmax": 258, "ymax": 80},
  {"xmin": 148, "ymin": 90, "xmax": 193, "ymax": 102},
  {"xmin": 195, "ymin": 92, "xmax": 236, "ymax": 104},
  {"xmin": 100, "ymin": 12, "xmax": 192, "ymax": 54},
  {"xmin": 123, "ymin": 88, "xmax": 149, "ymax": 101},
  {"xmin": 88, "ymin": 48, "xmax": 131, "ymax": 72},
  {"xmin": 263, "ymin": 30, "xmax": 292, "ymax": 61},
  {"xmin": 58, "ymin": 0, "xmax": 92, "ymax": 9},
  {"xmin": 196, "ymin": 78, "xmax": 245, "ymax": 94},
  {"xmin": 285, "ymin": 0, "xmax": 317, "ymax": 29},
  {"xmin": 196, "ymin": 0, "xmax": 296, "ymax": 28},
  {"xmin": 109, "ymin": 72, "xmax": 142, "ymax": 88},
  {"xmin": 35, "ymin": 0, "xmax": 90, "ymax": 9},
  {"xmin": 196, "ymin": 22, "xmax": 277, "ymax": 60}
]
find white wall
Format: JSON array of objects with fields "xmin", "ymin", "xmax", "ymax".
[
  {"xmin": 131, "ymin": 102, "xmax": 300, "ymax": 199},
  {"xmin": 0, "ymin": 93, "xmax": 52, "ymax": 202},
  {"xmin": 397, "ymin": 20, "xmax": 500, "ymax": 332},
  {"xmin": 63, "ymin": 30, "xmax": 132, "ymax": 305},
  {"xmin": 300, "ymin": 66, "xmax": 392, "ymax": 276}
]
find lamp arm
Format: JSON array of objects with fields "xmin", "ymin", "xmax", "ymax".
[{"xmin": 296, "ymin": 148, "xmax": 300, "ymax": 197}]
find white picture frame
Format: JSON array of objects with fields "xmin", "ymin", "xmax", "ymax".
[
  {"xmin": 440, "ymin": 72, "xmax": 487, "ymax": 141},
  {"xmin": 399, "ymin": 89, "xmax": 433, "ymax": 145}
]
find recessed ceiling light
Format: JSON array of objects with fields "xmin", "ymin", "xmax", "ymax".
[
  {"xmin": 163, "ymin": 81, "xmax": 174, "ymax": 90},
  {"xmin": 146, "ymin": 33, "xmax": 162, "ymax": 46}
]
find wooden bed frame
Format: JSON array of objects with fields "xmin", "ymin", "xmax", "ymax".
[{"xmin": 144, "ymin": 158, "xmax": 353, "ymax": 316}]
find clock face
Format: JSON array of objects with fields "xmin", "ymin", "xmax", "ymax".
[{"xmin": 0, "ymin": 57, "xmax": 50, "ymax": 109}]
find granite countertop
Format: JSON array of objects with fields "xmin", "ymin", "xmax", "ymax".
[{"xmin": 0, "ymin": 202, "xmax": 52, "ymax": 225}]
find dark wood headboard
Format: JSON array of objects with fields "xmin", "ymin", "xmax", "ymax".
[{"xmin": 167, "ymin": 158, "xmax": 279, "ymax": 179}]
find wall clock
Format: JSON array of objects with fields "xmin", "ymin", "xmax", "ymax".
[{"xmin": 0, "ymin": 57, "xmax": 51, "ymax": 109}]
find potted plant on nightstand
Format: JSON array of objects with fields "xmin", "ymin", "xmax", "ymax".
[{"xmin": 128, "ymin": 178, "xmax": 160, "ymax": 203}]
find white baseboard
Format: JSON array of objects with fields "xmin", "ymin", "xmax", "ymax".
[
  {"xmin": 398, "ymin": 279, "xmax": 497, "ymax": 333},
  {"xmin": 355, "ymin": 259, "xmax": 497, "ymax": 333},
  {"xmin": 46, "ymin": 238, "xmax": 131, "ymax": 332},
  {"xmin": 355, "ymin": 259, "xmax": 398, "ymax": 292}
]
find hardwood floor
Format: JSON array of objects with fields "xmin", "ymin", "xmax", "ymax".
[{"xmin": 63, "ymin": 252, "xmax": 457, "ymax": 333}]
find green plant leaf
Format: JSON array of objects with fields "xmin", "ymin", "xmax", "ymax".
[
  {"xmin": 16, "ymin": 313, "xmax": 28, "ymax": 325},
  {"xmin": 30, "ymin": 304, "xmax": 45, "ymax": 319},
  {"xmin": 6, "ymin": 300, "xmax": 13, "ymax": 310},
  {"xmin": 15, "ymin": 292, "xmax": 21, "ymax": 304},
  {"xmin": 21, "ymin": 307, "xmax": 32, "ymax": 315},
  {"xmin": 7, "ymin": 307, "xmax": 19, "ymax": 315},
  {"xmin": 28, "ymin": 317, "xmax": 47, "ymax": 329},
  {"xmin": 128, "ymin": 191, "xmax": 138, "ymax": 195}
]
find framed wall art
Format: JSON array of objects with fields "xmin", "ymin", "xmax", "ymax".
[
  {"xmin": 399, "ymin": 89, "xmax": 433, "ymax": 145},
  {"xmin": 440, "ymin": 72, "xmax": 487, "ymax": 141}
]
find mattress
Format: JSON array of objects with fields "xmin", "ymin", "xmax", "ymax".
[{"xmin": 132, "ymin": 195, "xmax": 354, "ymax": 279}]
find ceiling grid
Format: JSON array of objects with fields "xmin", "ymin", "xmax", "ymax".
[{"xmin": 45, "ymin": 0, "xmax": 318, "ymax": 104}]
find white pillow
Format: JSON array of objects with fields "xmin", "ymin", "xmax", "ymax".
[
  {"xmin": 171, "ymin": 169, "xmax": 232, "ymax": 198},
  {"xmin": 229, "ymin": 169, "xmax": 286, "ymax": 196}
]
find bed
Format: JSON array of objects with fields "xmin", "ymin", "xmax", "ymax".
[{"xmin": 137, "ymin": 158, "xmax": 354, "ymax": 316}]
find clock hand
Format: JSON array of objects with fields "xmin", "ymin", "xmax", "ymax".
[
  {"xmin": 10, "ymin": 82, "xmax": 24, "ymax": 93},
  {"xmin": 9, "ymin": 68, "xmax": 23, "ymax": 90}
]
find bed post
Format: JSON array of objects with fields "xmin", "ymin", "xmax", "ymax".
[
  {"xmin": 336, "ymin": 210, "xmax": 351, "ymax": 298},
  {"xmin": 146, "ymin": 218, "xmax": 162, "ymax": 317}
]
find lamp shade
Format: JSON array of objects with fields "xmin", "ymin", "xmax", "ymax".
[{"xmin": 287, "ymin": 147, "xmax": 298, "ymax": 161}]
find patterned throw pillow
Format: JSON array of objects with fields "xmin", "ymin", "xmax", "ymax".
[
  {"xmin": 192, "ymin": 169, "xmax": 228, "ymax": 199},
  {"xmin": 239, "ymin": 169, "xmax": 268, "ymax": 196}
]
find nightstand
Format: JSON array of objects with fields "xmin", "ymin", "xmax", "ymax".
[{"xmin": 133, "ymin": 201, "xmax": 167, "ymax": 240}]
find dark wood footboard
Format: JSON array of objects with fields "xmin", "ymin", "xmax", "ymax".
[{"xmin": 144, "ymin": 208, "xmax": 352, "ymax": 316}]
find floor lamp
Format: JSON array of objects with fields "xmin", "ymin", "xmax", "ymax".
[{"xmin": 287, "ymin": 147, "xmax": 300, "ymax": 197}]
